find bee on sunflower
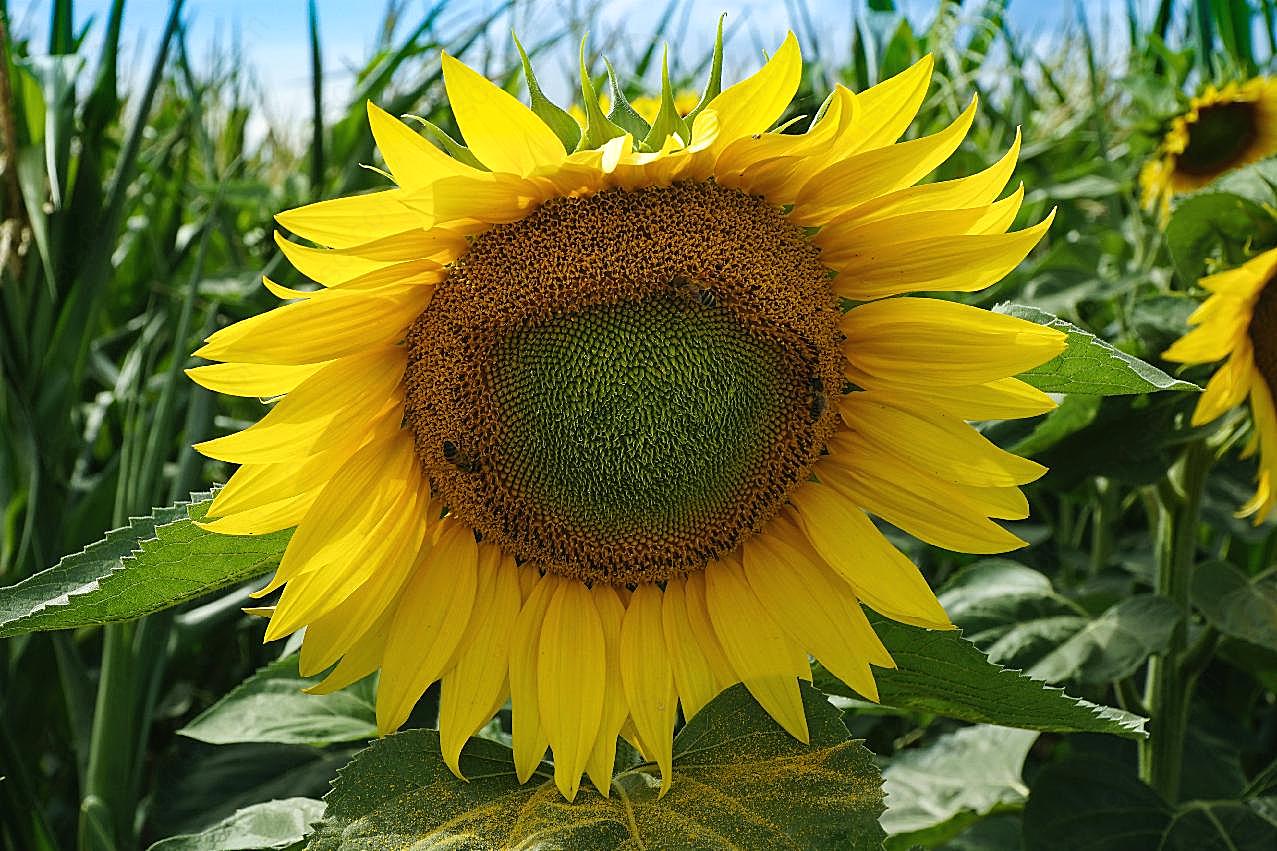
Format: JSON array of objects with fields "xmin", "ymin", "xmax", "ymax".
[
  {"xmin": 187, "ymin": 28, "xmax": 1064, "ymax": 801},
  {"xmin": 1141, "ymin": 77, "xmax": 1277, "ymax": 219},
  {"xmin": 1164, "ymin": 248, "xmax": 1277, "ymax": 522}
]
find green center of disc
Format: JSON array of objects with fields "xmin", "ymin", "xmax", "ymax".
[
  {"xmin": 1179, "ymin": 101, "xmax": 1258, "ymax": 175},
  {"xmin": 487, "ymin": 292, "xmax": 789, "ymax": 544}
]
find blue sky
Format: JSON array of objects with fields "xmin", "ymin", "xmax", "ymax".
[{"xmin": 8, "ymin": 0, "xmax": 1160, "ymax": 140}]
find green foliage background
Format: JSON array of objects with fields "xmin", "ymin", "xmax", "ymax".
[{"xmin": 1, "ymin": 0, "xmax": 1276, "ymax": 848}]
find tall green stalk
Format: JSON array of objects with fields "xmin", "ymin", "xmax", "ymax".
[{"xmin": 1139, "ymin": 438, "xmax": 1211, "ymax": 803}]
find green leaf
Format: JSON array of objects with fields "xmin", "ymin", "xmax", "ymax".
[
  {"xmin": 1192, "ymin": 561, "xmax": 1277, "ymax": 651},
  {"xmin": 640, "ymin": 47, "xmax": 690, "ymax": 152},
  {"xmin": 995, "ymin": 303, "xmax": 1200, "ymax": 395},
  {"xmin": 938, "ymin": 559, "xmax": 1084, "ymax": 643},
  {"xmin": 575, "ymin": 37, "xmax": 627, "ymax": 151},
  {"xmin": 684, "ymin": 14, "xmax": 725, "ymax": 125},
  {"xmin": 0, "ymin": 494, "xmax": 289, "ymax": 638},
  {"xmin": 881, "ymin": 725, "xmax": 1035, "ymax": 848},
  {"xmin": 1023, "ymin": 756, "xmax": 1277, "ymax": 850},
  {"xmin": 1009, "ymin": 393, "xmax": 1102, "ymax": 456},
  {"xmin": 511, "ymin": 32, "xmax": 580, "ymax": 151},
  {"xmin": 815, "ymin": 615, "xmax": 1146, "ymax": 738},
  {"xmin": 1165, "ymin": 192, "xmax": 1277, "ymax": 284},
  {"xmin": 179, "ymin": 655, "xmax": 377, "ymax": 747},
  {"xmin": 146, "ymin": 798, "xmax": 324, "ymax": 851},
  {"xmin": 306, "ymin": 683, "xmax": 886, "ymax": 850},
  {"xmin": 1027, "ymin": 596, "xmax": 1181, "ymax": 684}
]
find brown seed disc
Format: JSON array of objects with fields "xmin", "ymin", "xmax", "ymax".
[
  {"xmin": 402, "ymin": 180, "xmax": 842, "ymax": 585},
  {"xmin": 1178, "ymin": 100, "xmax": 1259, "ymax": 176},
  {"xmin": 1250, "ymin": 277, "xmax": 1277, "ymax": 404}
]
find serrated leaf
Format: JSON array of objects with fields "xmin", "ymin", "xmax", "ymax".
[
  {"xmin": 995, "ymin": 303, "xmax": 1199, "ymax": 395},
  {"xmin": 881, "ymin": 725, "xmax": 1035, "ymax": 847},
  {"xmin": 1192, "ymin": 561, "xmax": 1277, "ymax": 651},
  {"xmin": 1165, "ymin": 192, "xmax": 1277, "ymax": 284},
  {"xmin": 1023, "ymin": 756, "xmax": 1277, "ymax": 850},
  {"xmin": 179, "ymin": 655, "xmax": 377, "ymax": 747},
  {"xmin": 0, "ymin": 494, "xmax": 289, "ymax": 637},
  {"xmin": 306, "ymin": 683, "xmax": 886, "ymax": 850},
  {"xmin": 1027, "ymin": 595, "xmax": 1181, "ymax": 684},
  {"xmin": 815, "ymin": 615, "xmax": 1146, "ymax": 738},
  {"xmin": 146, "ymin": 798, "xmax": 324, "ymax": 851},
  {"xmin": 1009, "ymin": 393, "xmax": 1102, "ymax": 456}
]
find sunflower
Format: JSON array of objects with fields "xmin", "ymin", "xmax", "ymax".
[
  {"xmin": 1164, "ymin": 247, "xmax": 1277, "ymax": 521},
  {"xmin": 1141, "ymin": 77, "xmax": 1277, "ymax": 219},
  {"xmin": 187, "ymin": 32, "xmax": 1065, "ymax": 802}
]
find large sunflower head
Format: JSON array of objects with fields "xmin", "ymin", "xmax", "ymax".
[
  {"xmin": 1140, "ymin": 77, "xmax": 1277, "ymax": 219},
  {"xmin": 1164, "ymin": 247, "xmax": 1277, "ymax": 522},
  {"xmin": 187, "ymin": 31, "xmax": 1065, "ymax": 801}
]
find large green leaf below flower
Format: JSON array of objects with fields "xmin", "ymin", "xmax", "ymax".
[
  {"xmin": 306, "ymin": 683, "xmax": 886, "ymax": 851},
  {"xmin": 0, "ymin": 494, "xmax": 289, "ymax": 637}
]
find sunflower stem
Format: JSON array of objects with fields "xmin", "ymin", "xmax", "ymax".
[{"xmin": 1139, "ymin": 438, "xmax": 1210, "ymax": 803}]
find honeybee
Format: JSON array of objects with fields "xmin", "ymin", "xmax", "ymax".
[
  {"xmin": 807, "ymin": 376, "xmax": 827, "ymax": 422},
  {"xmin": 442, "ymin": 440, "xmax": 481, "ymax": 473}
]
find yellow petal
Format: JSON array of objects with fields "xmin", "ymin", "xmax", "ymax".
[
  {"xmin": 438, "ymin": 546, "xmax": 522, "ymax": 778},
  {"xmin": 440, "ymin": 52, "xmax": 565, "ymax": 176},
  {"xmin": 197, "ymin": 489, "xmax": 316, "ymax": 536},
  {"xmin": 818, "ymin": 455, "xmax": 1026, "ymax": 555},
  {"xmin": 619, "ymin": 583, "xmax": 679, "ymax": 796},
  {"xmin": 275, "ymin": 188, "xmax": 426, "ymax": 249},
  {"xmin": 857, "ymin": 375, "xmax": 1055, "ymax": 421},
  {"xmin": 1193, "ymin": 350, "xmax": 1254, "ymax": 426},
  {"xmin": 585, "ymin": 584, "xmax": 628, "ymax": 797},
  {"xmin": 794, "ymin": 97, "xmax": 978, "ymax": 221},
  {"xmin": 703, "ymin": 559, "xmax": 809, "ymax": 742},
  {"xmin": 694, "ymin": 32, "xmax": 801, "ymax": 156},
  {"xmin": 832, "ymin": 211, "xmax": 1054, "ymax": 299},
  {"xmin": 843, "ymin": 297, "xmax": 1067, "ymax": 388},
  {"xmin": 509, "ymin": 572, "xmax": 556, "ymax": 783},
  {"xmin": 185, "ymin": 361, "xmax": 326, "ymax": 398},
  {"xmin": 376, "ymin": 519, "xmax": 480, "ymax": 733},
  {"xmin": 538, "ymin": 579, "xmax": 606, "ymax": 801},
  {"xmin": 839, "ymin": 392, "xmax": 1046, "ymax": 486},
  {"xmin": 262, "ymin": 434, "xmax": 418, "ymax": 629},
  {"xmin": 194, "ymin": 285, "xmax": 429, "ymax": 366},
  {"xmin": 661, "ymin": 577, "xmax": 729, "ymax": 721},
  {"xmin": 305, "ymin": 603, "xmax": 395, "ymax": 695},
  {"xmin": 831, "ymin": 130, "xmax": 1021, "ymax": 228},
  {"xmin": 680, "ymin": 572, "xmax": 738, "ymax": 694},
  {"xmin": 842, "ymin": 54, "xmax": 934, "ymax": 154},
  {"xmin": 274, "ymin": 230, "xmax": 444, "ymax": 286},
  {"xmin": 367, "ymin": 100, "xmax": 477, "ymax": 189},
  {"xmin": 788, "ymin": 484, "xmax": 951, "ymax": 629},
  {"xmin": 743, "ymin": 532, "xmax": 892, "ymax": 701},
  {"xmin": 193, "ymin": 349, "xmax": 405, "ymax": 464}
]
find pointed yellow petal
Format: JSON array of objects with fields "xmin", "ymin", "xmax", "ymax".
[
  {"xmin": 619, "ymin": 583, "xmax": 679, "ymax": 796},
  {"xmin": 367, "ymin": 100, "xmax": 477, "ymax": 189},
  {"xmin": 1193, "ymin": 351, "xmax": 1254, "ymax": 425},
  {"xmin": 843, "ymin": 297, "xmax": 1067, "ymax": 388},
  {"xmin": 830, "ymin": 130, "xmax": 1022, "ymax": 227},
  {"xmin": 376, "ymin": 519, "xmax": 479, "ymax": 733},
  {"xmin": 194, "ymin": 285, "xmax": 429, "ymax": 366},
  {"xmin": 743, "ymin": 532, "xmax": 891, "ymax": 701},
  {"xmin": 703, "ymin": 559, "xmax": 809, "ymax": 742},
  {"xmin": 858, "ymin": 375, "xmax": 1055, "ymax": 421},
  {"xmin": 831, "ymin": 211, "xmax": 1055, "ymax": 299},
  {"xmin": 440, "ymin": 52, "xmax": 565, "ymax": 176},
  {"xmin": 661, "ymin": 577, "xmax": 728, "ymax": 722},
  {"xmin": 843, "ymin": 54, "xmax": 933, "ymax": 153},
  {"xmin": 185, "ymin": 361, "xmax": 327, "ymax": 398},
  {"xmin": 509, "ymin": 573, "xmax": 556, "ymax": 783},
  {"xmin": 838, "ymin": 392, "xmax": 1046, "ymax": 486},
  {"xmin": 439, "ymin": 547, "xmax": 522, "ymax": 778},
  {"xmin": 274, "ymin": 230, "xmax": 442, "ymax": 286},
  {"xmin": 305, "ymin": 603, "xmax": 395, "ymax": 695},
  {"xmin": 788, "ymin": 484, "xmax": 952, "ymax": 629},
  {"xmin": 794, "ymin": 96, "xmax": 978, "ymax": 221},
  {"xmin": 585, "ymin": 584, "xmax": 628, "ymax": 797},
  {"xmin": 538, "ymin": 580, "xmax": 606, "ymax": 801},
  {"xmin": 694, "ymin": 32, "xmax": 802, "ymax": 156},
  {"xmin": 818, "ymin": 456, "xmax": 1026, "ymax": 555},
  {"xmin": 193, "ymin": 349, "xmax": 405, "ymax": 464},
  {"xmin": 275, "ymin": 188, "xmax": 426, "ymax": 248}
]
